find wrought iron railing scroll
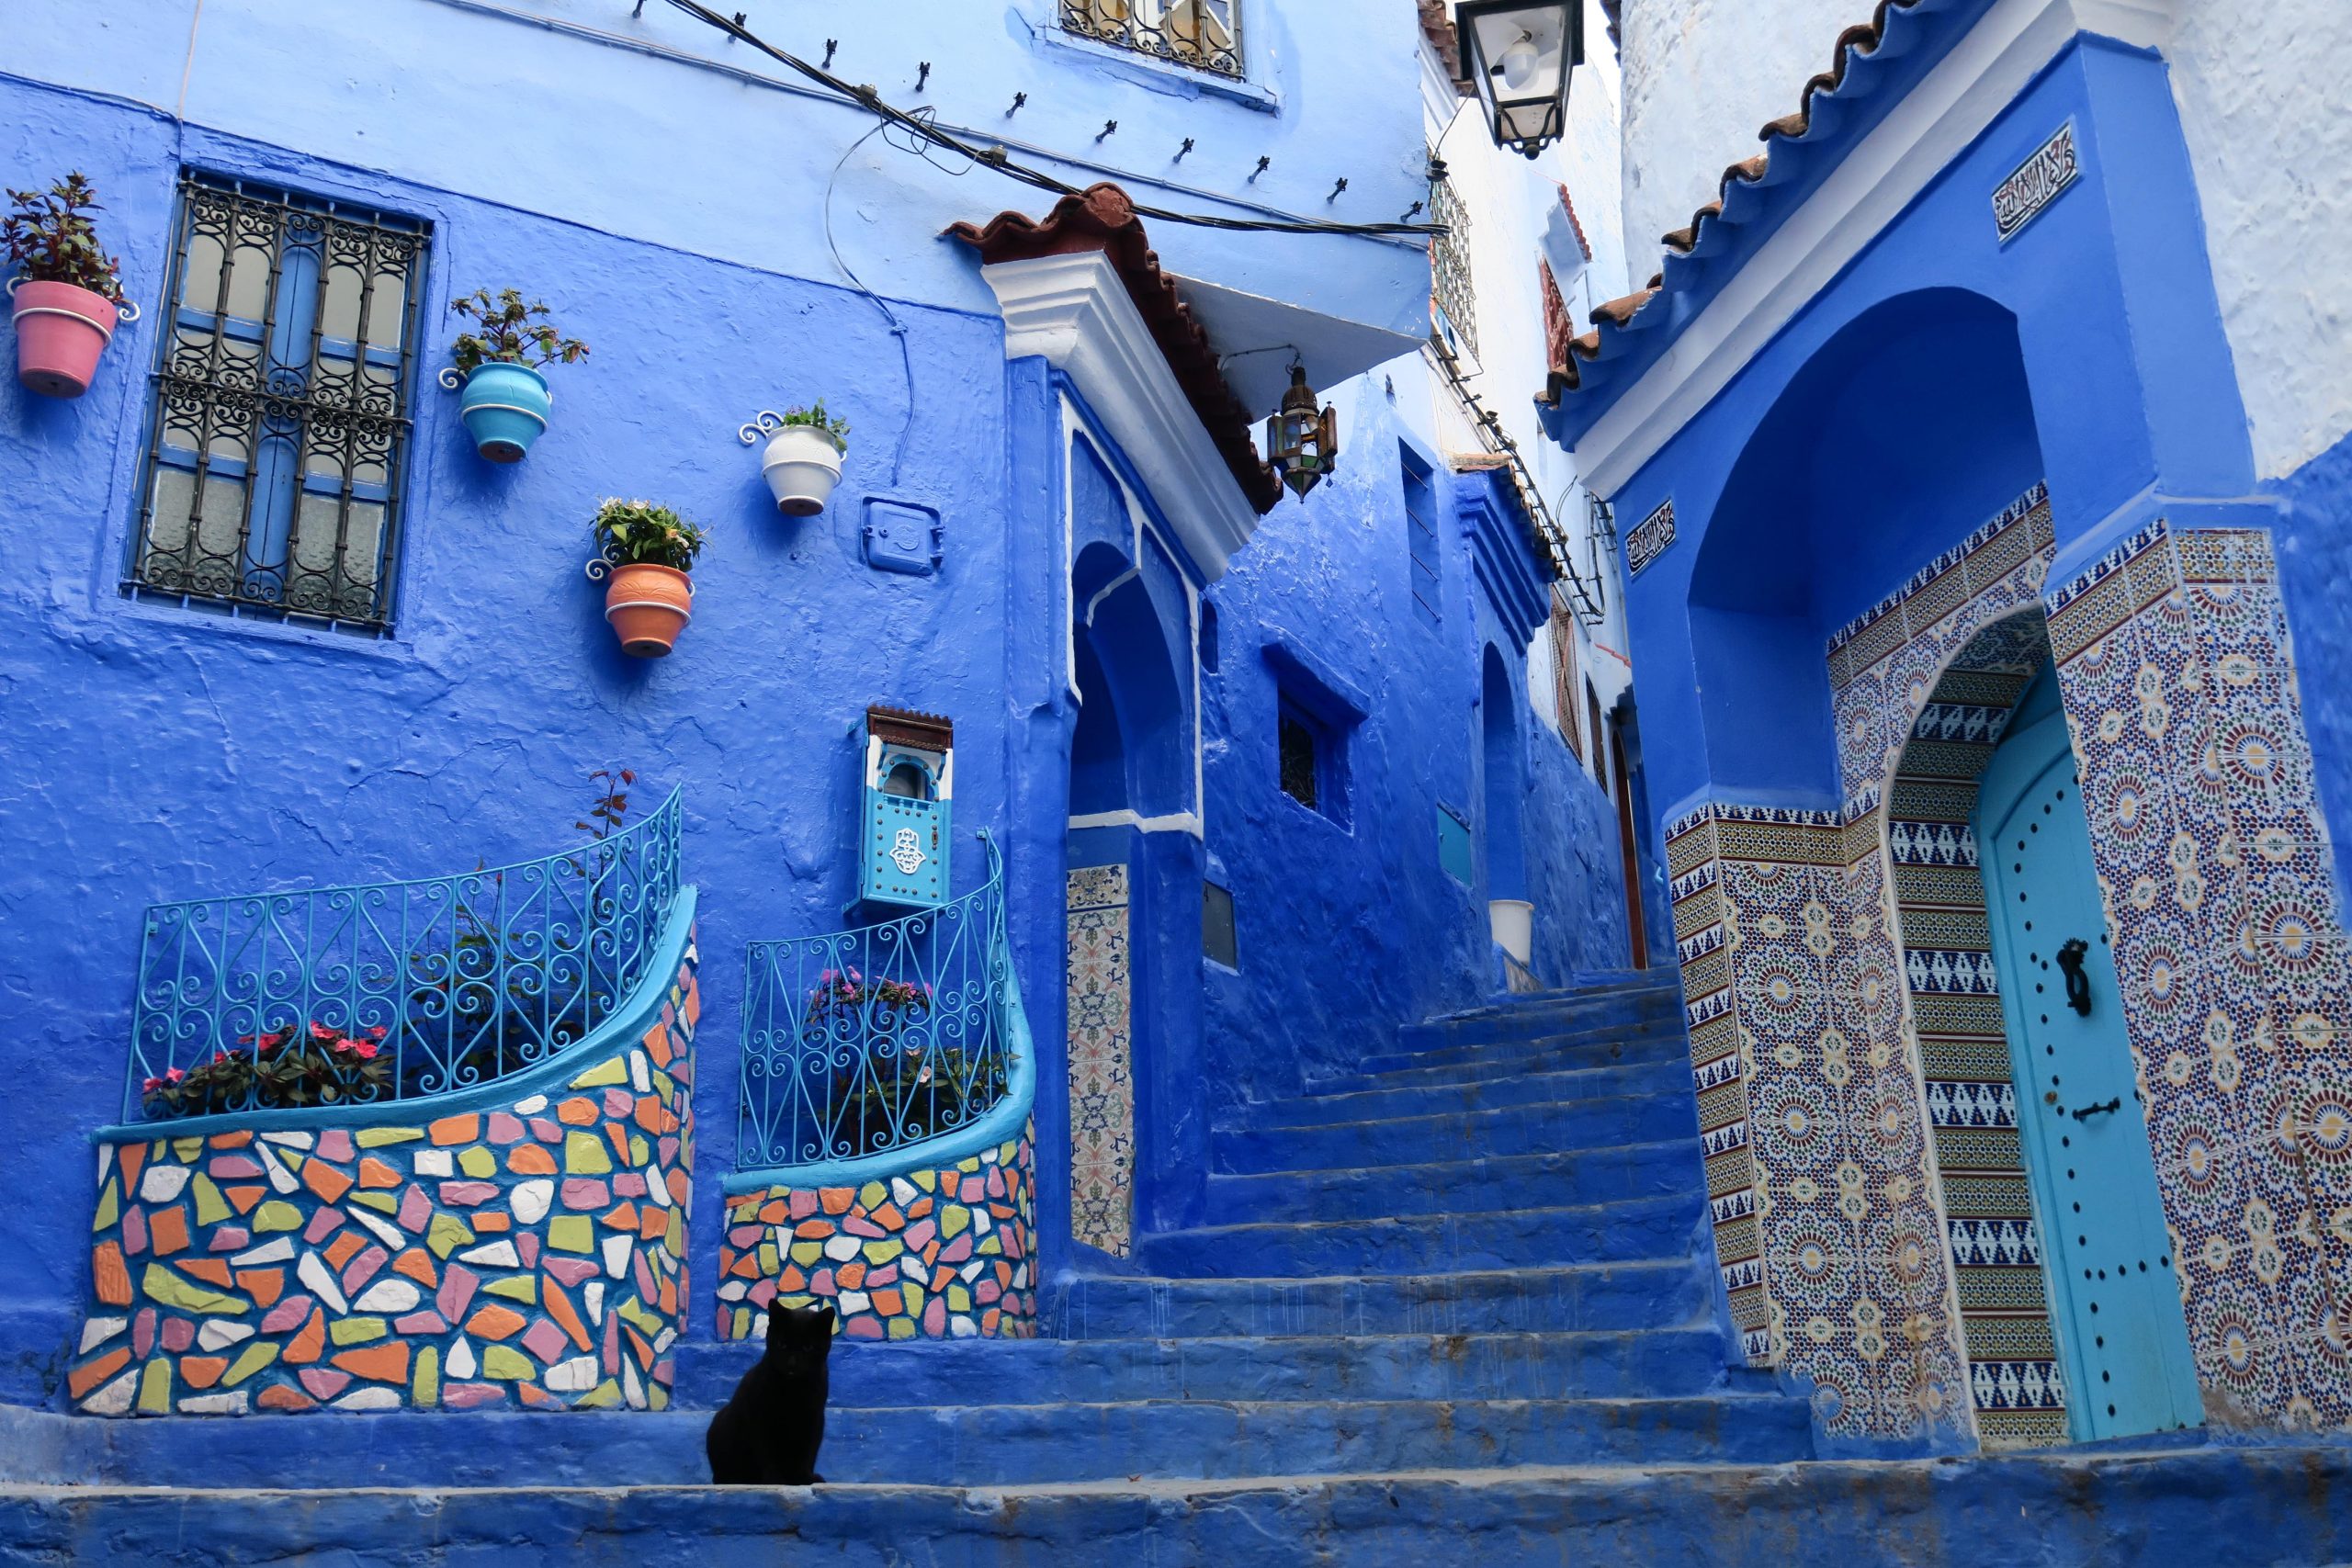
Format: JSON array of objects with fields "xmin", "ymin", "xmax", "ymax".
[
  {"xmin": 124, "ymin": 791, "xmax": 684, "ymax": 1122},
  {"xmin": 735, "ymin": 833, "xmax": 1019, "ymax": 1171}
]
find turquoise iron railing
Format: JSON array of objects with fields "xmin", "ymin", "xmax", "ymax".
[
  {"xmin": 735, "ymin": 833, "xmax": 1015, "ymax": 1171},
  {"xmin": 125, "ymin": 790, "xmax": 684, "ymax": 1123}
]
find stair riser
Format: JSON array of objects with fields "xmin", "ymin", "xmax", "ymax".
[
  {"xmin": 672, "ymin": 1327, "xmax": 1754, "ymax": 1409},
  {"xmin": 1051, "ymin": 1264, "xmax": 1710, "ymax": 1338},
  {"xmin": 1203, "ymin": 1142, "xmax": 1704, "ymax": 1224},
  {"xmin": 1231, "ymin": 1056, "xmax": 1690, "ymax": 1131},
  {"xmin": 813, "ymin": 1396, "xmax": 1814, "ymax": 1484},
  {"xmin": 1212, "ymin": 1094, "xmax": 1698, "ymax": 1175},
  {"xmin": 1394, "ymin": 993, "xmax": 1681, "ymax": 1049},
  {"xmin": 1361, "ymin": 1014, "xmax": 1683, "ymax": 1076},
  {"xmin": 1131, "ymin": 1197, "xmax": 1701, "ymax": 1277},
  {"xmin": 18, "ymin": 1449, "xmax": 2352, "ymax": 1566},
  {"xmin": 1352, "ymin": 1028, "xmax": 1689, "ymax": 1081}
]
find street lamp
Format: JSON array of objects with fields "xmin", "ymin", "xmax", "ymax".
[
  {"xmin": 1266, "ymin": 365, "xmax": 1339, "ymax": 500},
  {"xmin": 1453, "ymin": 1, "xmax": 1582, "ymax": 158}
]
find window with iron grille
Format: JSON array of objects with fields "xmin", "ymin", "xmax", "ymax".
[
  {"xmin": 1060, "ymin": 0, "xmax": 1243, "ymax": 77},
  {"xmin": 1402, "ymin": 443, "xmax": 1441, "ymax": 631},
  {"xmin": 1278, "ymin": 705, "xmax": 1320, "ymax": 813},
  {"xmin": 1429, "ymin": 161, "xmax": 1478, "ymax": 360},
  {"xmin": 128, "ymin": 172, "xmax": 431, "ymax": 631},
  {"xmin": 1203, "ymin": 880, "xmax": 1238, "ymax": 968}
]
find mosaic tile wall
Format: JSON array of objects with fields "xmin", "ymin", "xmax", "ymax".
[
  {"xmin": 69, "ymin": 943, "xmax": 699, "ymax": 1416},
  {"xmin": 2047, "ymin": 521, "xmax": 2352, "ymax": 1430},
  {"xmin": 715, "ymin": 1124, "xmax": 1038, "ymax": 1341},
  {"xmin": 1067, "ymin": 864, "xmax": 1136, "ymax": 1258}
]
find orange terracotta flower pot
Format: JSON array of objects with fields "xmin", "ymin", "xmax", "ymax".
[{"xmin": 604, "ymin": 562, "xmax": 693, "ymax": 658}]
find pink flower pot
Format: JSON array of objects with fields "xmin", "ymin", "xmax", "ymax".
[{"xmin": 10, "ymin": 279, "xmax": 121, "ymax": 399}]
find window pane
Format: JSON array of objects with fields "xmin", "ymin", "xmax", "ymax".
[
  {"xmin": 1279, "ymin": 711, "xmax": 1318, "ymax": 811},
  {"xmin": 1203, "ymin": 882, "xmax": 1238, "ymax": 968},
  {"xmin": 129, "ymin": 174, "xmax": 428, "ymax": 630}
]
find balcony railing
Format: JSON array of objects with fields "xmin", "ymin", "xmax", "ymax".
[
  {"xmin": 736, "ymin": 833, "xmax": 1018, "ymax": 1171},
  {"xmin": 124, "ymin": 790, "xmax": 684, "ymax": 1123},
  {"xmin": 1059, "ymin": 0, "xmax": 1243, "ymax": 78}
]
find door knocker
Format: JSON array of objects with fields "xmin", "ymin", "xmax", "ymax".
[{"xmin": 2055, "ymin": 938, "xmax": 2093, "ymax": 1017}]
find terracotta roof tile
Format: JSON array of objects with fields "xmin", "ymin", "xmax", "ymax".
[
  {"xmin": 948, "ymin": 184, "xmax": 1283, "ymax": 514},
  {"xmin": 1419, "ymin": 0, "xmax": 1474, "ymax": 93},
  {"xmin": 1542, "ymin": 0, "xmax": 1943, "ymax": 413},
  {"xmin": 1556, "ymin": 185, "xmax": 1593, "ymax": 261}
]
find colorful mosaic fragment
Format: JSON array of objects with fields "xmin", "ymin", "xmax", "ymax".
[
  {"xmin": 69, "ymin": 944, "xmax": 700, "ymax": 1417},
  {"xmin": 717, "ymin": 1124, "xmax": 1037, "ymax": 1342}
]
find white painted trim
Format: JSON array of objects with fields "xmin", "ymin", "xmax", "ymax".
[
  {"xmin": 1574, "ymin": 0, "xmax": 2111, "ymax": 496},
  {"xmin": 1082, "ymin": 567, "xmax": 1142, "ymax": 626},
  {"xmin": 1066, "ymin": 809, "xmax": 1204, "ymax": 837},
  {"xmin": 983, "ymin": 253, "xmax": 1260, "ymax": 584}
]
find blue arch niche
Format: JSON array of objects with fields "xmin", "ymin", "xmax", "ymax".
[
  {"xmin": 1687, "ymin": 287, "xmax": 2045, "ymax": 803},
  {"xmin": 1480, "ymin": 644, "xmax": 1526, "ymax": 900}
]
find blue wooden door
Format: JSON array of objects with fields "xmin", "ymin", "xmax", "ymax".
[{"xmin": 1975, "ymin": 671, "xmax": 2202, "ymax": 1441}]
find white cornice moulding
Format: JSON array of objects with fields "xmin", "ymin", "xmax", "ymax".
[
  {"xmin": 978, "ymin": 252, "xmax": 1259, "ymax": 584},
  {"xmin": 1574, "ymin": 0, "xmax": 2145, "ymax": 497}
]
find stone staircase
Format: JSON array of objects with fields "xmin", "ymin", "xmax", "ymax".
[{"xmin": 10, "ymin": 973, "xmax": 2352, "ymax": 1562}]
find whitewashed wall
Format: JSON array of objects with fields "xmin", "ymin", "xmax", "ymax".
[
  {"xmin": 2165, "ymin": 0, "xmax": 2352, "ymax": 479},
  {"xmin": 1617, "ymin": 0, "xmax": 1857, "ymax": 266}
]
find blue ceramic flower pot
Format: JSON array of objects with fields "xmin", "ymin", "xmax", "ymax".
[{"xmin": 457, "ymin": 361, "xmax": 551, "ymax": 463}]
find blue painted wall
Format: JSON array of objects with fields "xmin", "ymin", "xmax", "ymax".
[
  {"xmin": 2264, "ymin": 425, "xmax": 2352, "ymax": 903},
  {"xmin": 1195, "ymin": 381, "xmax": 1637, "ymax": 1115}
]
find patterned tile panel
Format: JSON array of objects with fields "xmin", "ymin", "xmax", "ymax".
[
  {"xmin": 2048, "ymin": 522, "xmax": 2352, "ymax": 1431},
  {"xmin": 1067, "ymin": 865, "xmax": 1136, "ymax": 1258},
  {"xmin": 71, "ymin": 943, "xmax": 700, "ymax": 1416},
  {"xmin": 716, "ymin": 1125, "xmax": 1038, "ymax": 1342}
]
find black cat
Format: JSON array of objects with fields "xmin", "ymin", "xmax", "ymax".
[{"xmin": 707, "ymin": 1301, "xmax": 836, "ymax": 1485}]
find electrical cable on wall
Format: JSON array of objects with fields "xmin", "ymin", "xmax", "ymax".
[
  {"xmin": 824, "ymin": 121, "xmax": 922, "ymax": 488},
  {"xmin": 658, "ymin": 0, "xmax": 1446, "ymax": 240}
]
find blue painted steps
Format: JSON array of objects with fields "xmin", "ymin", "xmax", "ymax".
[{"xmin": 1203, "ymin": 1137, "xmax": 1702, "ymax": 1224}]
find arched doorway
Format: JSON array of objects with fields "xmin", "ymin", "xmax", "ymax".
[
  {"xmin": 1975, "ymin": 664, "xmax": 2202, "ymax": 1439},
  {"xmin": 1063, "ymin": 531, "xmax": 1204, "ymax": 1258}
]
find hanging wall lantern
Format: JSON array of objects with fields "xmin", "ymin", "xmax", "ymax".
[
  {"xmin": 1453, "ymin": 1, "xmax": 1582, "ymax": 158},
  {"xmin": 1266, "ymin": 365, "xmax": 1339, "ymax": 500}
]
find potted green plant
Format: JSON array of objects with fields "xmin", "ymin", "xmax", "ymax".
[
  {"xmin": 6, "ymin": 173, "xmax": 134, "ymax": 399},
  {"xmin": 752, "ymin": 401, "xmax": 851, "ymax": 515},
  {"xmin": 591, "ymin": 499, "xmax": 707, "ymax": 657},
  {"xmin": 440, "ymin": 288, "xmax": 588, "ymax": 462}
]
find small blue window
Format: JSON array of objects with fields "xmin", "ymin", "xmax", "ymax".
[
  {"xmin": 1437, "ymin": 804, "xmax": 1474, "ymax": 886},
  {"xmin": 1403, "ymin": 444, "xmax": 1440, "ymax": 630}
]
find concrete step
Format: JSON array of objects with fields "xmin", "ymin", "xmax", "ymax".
[
  {"xmin": 1129, "ymin": 1194, "xmax": 1702, "ymax": 1277},
  {"xmin": 1227, "ymin": 1055, "xmax": 1690, "ymax": 1131},
  {"xmin": 1211, "ymin": 1090, "xmax": 1698, "ymax": 1174},
  {"xmin": 1346, "ymin": 1020, "xmax": 1687, "ymax": 1083},
  {"xmin": 1050, "ymin": 1258, "xmax": 1711, "ymax": 1338},
  {"xmin": 670, "ymin": 1326, "xmax": 1753, "ymax": 1409},
  {"xmin": 1393, "ymin": 987, "xmax": 1683, "ymax": 1053},
  {"xmin": 11, "ymin": 1442, "xmax": 2349, "ymax": 1565},
  {"xmin": 1203, "ymin": 1139, "xmax": 1706, "ymax": 1224},
  {"xmin": 1363, "ymin": 1010, "xmax": 1683, "ymax": 1077}
]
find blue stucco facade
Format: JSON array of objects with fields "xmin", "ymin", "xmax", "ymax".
[{"xmin": 0, "ymin": 0, "xmax": 1640, "ymax": 1412}]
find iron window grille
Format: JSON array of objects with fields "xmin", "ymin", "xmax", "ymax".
[
  {"xmin": 1278, "ymin": 705, "xmax": 1320, "ymax": 812},
  {"xmin": 1429, "ymin": 160, "xmax": 1479, "ymax": 361},
  {"xmin": 127, "ymin": 172, "xmax": 431, "ymax": 632},
  {"xmin": 1059, "ymin": 0, "xmax": 1243, "ymax": 78}
]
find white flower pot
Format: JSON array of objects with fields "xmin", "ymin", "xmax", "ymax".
[
  {"xmin": 1487, "ymin": 899, "xmax": 1534, "ymax": 965},
  {"xmin": 760, "ymin": 425, "xmax": 844, "ymax": 515}
]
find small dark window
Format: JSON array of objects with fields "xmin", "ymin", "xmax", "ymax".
[
  {"xmin": 1437, "ymin": 804, "xmax": 1474, "ymax": 885},
  {"xmin": 1279, "ymin": 705, "xmax": 1319, "ymax": 812},
  {"xmin": 882, "ymin": 761, "xmax": 931, "ymax": 799},
  {"xmin": 1586, "ymin": 682, "xmax": 1608, "ymax": 789},
  {"xmin": 129, "ymin": 171, "xmax": 430, "ymax": 631},
  {"xmin": 1402, "ymin": 444, "xmax": 1441, "ymax": 630},
  {"xmin": 1203, "ymin": 881, "xmax": 1238, "ymax": 968},
  {"xmin": 1199, "ymin": 600, "xmax": 1220, "ymax": 674}
]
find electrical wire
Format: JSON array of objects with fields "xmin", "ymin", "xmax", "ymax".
[
  {"xmin": 823, "ymin": 121, "xmax": 920, "ymax": 488},
  {"xmin": 659, "ymin": 0, "xmax": 1447, "ymax": 239}
]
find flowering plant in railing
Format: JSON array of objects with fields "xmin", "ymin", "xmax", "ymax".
[
  {"xmin": 804, "ymin": 968, "xmax": 933, "ymax": 1024},
  {"xmin": 141, "ymin": 1021, "xmax": 392, "ymax": 1119}
]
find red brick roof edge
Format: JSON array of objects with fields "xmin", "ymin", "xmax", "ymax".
[{"xmin": 948, "ymin": 183, "xmax": 1284, "ymax": 515}]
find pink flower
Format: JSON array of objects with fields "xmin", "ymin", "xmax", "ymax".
[
  {"xmin": 348, "ymin": 1041, "xmax": 380, "ymax": 1061},
  {"xmin": 366, "ymin": 1025, "xmax": 388, "ymax": 1041},
  {"xmin": 310, "ymin": 1021, "xmax": 338, "ymax": 1043},
  {"xmin": 165, "ymin": 1067, "xmax": 186, "ymax": 1084},
  {"xmin": 141, "ymin": 1076, "xmax": 164, "ymax": 1094}
]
